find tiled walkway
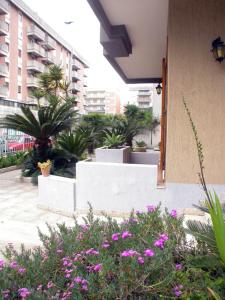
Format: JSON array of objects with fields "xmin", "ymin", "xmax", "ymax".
[{"xmin": 0, "ymin": 170, "xmax": 75, "ymax": 254}]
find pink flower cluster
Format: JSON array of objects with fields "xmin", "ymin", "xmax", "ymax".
[
  {"xmin": 121, "ymin": 249, "xmax": 138, "ymax": 257},
  {"xmin": 87, "ymin": 263, "xmax": 102, "ymax": 272},
  {"xmin": 0, "ymin": 259, "xmax": 4, "ymax": 271},
  {"xmin": 173, "ymin": 285, "xmax": 183, "ymax": 297},
  {"xmin": 147, "ymin": 205, "xmax": 156, "ymax": 213},
  {"xmin": 121, "ymin": 247, "xmax": 155, "ymax": 264},
  {"xmin": 85, "ymin": 248, "xmax": 99, "ymax": 255},
  {"xmin": 2, "ymin": 290, "xmax": 10, "ymax": 299},
  {"xmin": 170, "ymin": 209, "xmax": 177, "ymax": 218},
  {"xmin": 175, "ymin": 263, "xmax": 182, "ymax": 270},
  {"xmin": 154, "ymin": 233, "xmax": 169, "ymax": 249},
  {"xmin": 18, "ymin": 288, "xmax": 31, "ymax": 299},
  {"xmin": 112, "ymin": 230, "xmax": 132, "ymax": 241}
]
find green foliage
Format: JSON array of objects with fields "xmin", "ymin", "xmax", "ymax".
[
  {"xmin": 183, "ymin": 98, "xmax": 225, "ymax": 267},
  {"xmin": 57, "ymin": 132, "xmax": 88, "ymax": 160},
  {"xmin": 1, "ymin": 205, "xmax": 224, "ymax": 299},
  {"xmin": 0, "ymin": 151, "xmax": 26, "ymax": 169},
  {"xmin": 136, "ymin": 140, "xmax": 147, "ymax": 147},
  {"xmin": 103, "ymin": 133, "xmax": 125, "ymax": 149}
]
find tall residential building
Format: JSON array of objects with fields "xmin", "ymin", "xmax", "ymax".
[
  {"xmin": 128, "ymin": 85, "xmax": 161, "ymax": 118},
  {"xmin": 84, "ymin": 89, "xmax": 120, "ymax": 115},
  {"xmin": 0, "ymin": 0, "xmax": 88, "ymax": 115}
]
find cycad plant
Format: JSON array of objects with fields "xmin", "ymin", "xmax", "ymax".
[
  {"xmin": 57, "ymin": 132, "xmax": 88, "ymax": 160},
  {"xmin": 103, "ymin": 133, "xmax": 125, "ymax": 149},
  {"xmin": 183, "ymin": 98, "xmax": 225, "ymax": 267},
  {"xmin": 0, "ymin": 101, "xmax": 77, "ymax": 160}
]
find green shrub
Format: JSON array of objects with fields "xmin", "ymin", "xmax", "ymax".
[
  {"xmin": 0, "ymin": 205, "xmax": 224, "ymax": 299},
  {"xmin": 0, "ymin": 152, "xmax": 26, "ymax": 169}
]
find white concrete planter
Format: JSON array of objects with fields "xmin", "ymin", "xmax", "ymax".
[
  {"xmin": 38, "ymin": 175, "xmax": 76, "ymax": 214},
  {"xmin": 95, "ymin": 146, "xmax": 131, "ymax": 163},
  {"xmin": 130, "ymin": 151, "xmax": 159, "ymax": 165}
]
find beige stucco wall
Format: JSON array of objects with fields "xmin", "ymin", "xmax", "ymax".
[{"xmin": 167, "ymin": 0, "xmax": 225, "ymax": 184}]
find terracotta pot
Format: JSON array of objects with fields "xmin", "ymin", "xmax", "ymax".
[
  {"xmin": 134, "ymin": 147, "xmax": 147, "ymax": 152},
  {"xmin": 41, "ymin": 165, "xmax": 51, "ymax": 177}
]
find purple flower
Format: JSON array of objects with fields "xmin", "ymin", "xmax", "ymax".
[
  {"xmin": 137, "ymin": 256, "xmax": 144, "ymax": 264},
  {"xmin": 36, "ymin": 285, "xmax": 42, "ymax": 291},
  {"xmin": 175, "ymin": 263, "xmax": 182, "ymax": 270},
  {"xmin": 144, "ymin": 249, "xmax": 155, "ymax": 257},
  {"xmin": 136, "ymin": 210, "xmax": 143, "ymax": 215},
  {"xmin": 170, "ymin": 209, "xmax": 177, "ymax": 218},
  {"xmin": 147, "ymin": 205, "xmax": 156, "ymax": 213},
  {"xmin": 85, "ymin": 248, "xmax": 99, "ymax": 255},
  {"xmin": 93, "ymin": 264, "xmax": 102, "ymax": 272},
  {"xmin": 47, "ymin": 281, "xmax": 54, "ymax": 289},
  {"xmin": 18, "ymin": 268, "xmax": 26, "ymax": 274},
  {"xmin": 160, "ymin": 233, "xmax": 169, "ymax": 241},
  {"xmin": 102, "ymin": 242, "xmax": 110, "ymax": 249},
  {"xmin": 112, "ymin": 233, "xmax": 120, "ymax": 241},
  {"xmin": 0, "ymin": 259, "xmax": 4, "ymax": 270},
  {"xmin": 121, "ymin": 231, "xmax": 132, "ymax": 239},
  {"xmin": 173, "ymin": 285, "xmax": 183, "ymax": 297},
  {"xmin": 154, "ymin": 239, "xmax": 164, "ymax": 249},
  {"xmin": 9, "ymin": 261, "xmax": 18, "ymax": 269},
  {"xmin": 18, "ymin": 288, "xmax": 31, "ymax": 299},
  {"xmin": 121, "ymin": 249, "xmax": 138, "ymax": 257},
  {"xmin": 74, "ymin": 276, "xmax": 82, "ymax": 283},
  {"xmin": 2, "ymin": 290, "xmax": 10, "ymax": 299}
]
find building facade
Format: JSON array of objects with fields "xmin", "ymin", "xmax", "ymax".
[
  {"xmin": 85, "ymin": 89, "xmax": 120, "ymax": 115},
  {"xmin": 0, "ymin": 0, "xmax": 88, "ymax": 116}
]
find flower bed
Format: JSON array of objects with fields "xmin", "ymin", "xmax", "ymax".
[{"xmin": 0, "ymin": 205, "xmax": 224, "ymax": 299}]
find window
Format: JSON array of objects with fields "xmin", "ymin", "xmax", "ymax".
[
  {"xmin": 18, "ymin": 67, "xmax": 22, "ymax": 76},
  {"xmin": 18, "ymin": 86, "xmax": 21, "ymax": 94},
  {"xmin": 19, "ymin": 12, "xmax": 23, "ymax": 22},
  {"xmin": 18, "ymin": 49, "xmax": 22, "ymax": 57}
]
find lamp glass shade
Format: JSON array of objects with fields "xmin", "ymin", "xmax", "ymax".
[{"xmin": 156, "ymin": 84, "xmax": 162, "ymax": 95}]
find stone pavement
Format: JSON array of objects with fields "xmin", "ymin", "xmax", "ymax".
[{"xmin": 0, "ymin": 170, "xmax": 76, "ymax": 256}]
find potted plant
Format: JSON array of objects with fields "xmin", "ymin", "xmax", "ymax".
[
  {"xmin": 134, "ymin": 140, "xmax": 147, "ymax": 152},
  {"xmin": 38, "ymin": 160, "xmax": 51, "ymax": 177},
  {"xmin": 95, "ymin": 133, "xmax": 130, "ymax": 163}
]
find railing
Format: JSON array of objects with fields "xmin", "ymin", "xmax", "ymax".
[
  {"xmin": 72, "ymin": 59, "xmax": 83, "ymax": 70},
  {"xmin": 44, "ymin": 35, "xmax": 56, "ymax": 50},
  {"xmin": 0, "ymin": 134, "xmax": 34, "ymax": 156},
  {"xmin": 27, "ymin": 43, "xmax": 45, "ymax": 57},
  {"xmin": 27, "ymin": 24, "xmax": 45, "ymax": 41},
  {"xmin": 0, "ymin": 85, "xmax": 8, "ymax": 97},
  {"xmin": 0, "ymin": 0, "xmax": 9, "ymax": 14},
  {"xmin": 0, "ymin": 63, "xmax": 8, "ymax": 76},
  {"xmin": 27, "ymin": 60, "xmax": 45, "ymax": 73},
  {"xmin": 0, "ymin": 20, "xmax": 8, "ymax": 33},
  {"xmin": 27, "ymin": 77, "xmax": 39, "ymax": 87},
  {"xmin": 71, "ymin": 82, "xmax": 81, "ymax": 91},
  {"xmin": 0, "ymin": 43, "xmax": 8, "ymax": 54},
  {"xmin": 42, "ymin": 51, "xmax": 55, "ymax": 64}
]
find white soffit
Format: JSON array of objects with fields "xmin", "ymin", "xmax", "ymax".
[{"xmin": 100, "ymin": 0, "xmax": 169, "ymax": 79}]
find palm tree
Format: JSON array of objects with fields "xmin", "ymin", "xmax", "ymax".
[
  {"xmin": 39, "ymin": 65, "xmax": 64, "ymax": 96},
  {"xmin": 0, "ymin": 102, "xmax": 77, "ymax": 159},
  {"xmin": 30, "ymin": 88, "xmax": 45, "ymax": 109}
]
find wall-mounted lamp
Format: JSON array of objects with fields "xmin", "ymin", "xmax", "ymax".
[
  {"xmin": 211, "ymin": 37, "xmax": 225, "ymax": 63},
  {"xmin": 156, "ymin": 83, "xmax": 162, "ymax": 95}
]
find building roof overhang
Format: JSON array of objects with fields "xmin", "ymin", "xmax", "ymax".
[{"xmin": 87, "ymin": 0, "xmax": 168, "ymax": 83}]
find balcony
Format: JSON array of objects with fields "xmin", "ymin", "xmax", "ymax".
[
  {"xmin": 83, "ymin": 78, "xmax": 88, "ymax": 87},
  {"xmin": 0, "ymin": 85, "xmax": 8, "ymax": 98},
  {"xmin": 72, "ymin": 59, "xmax": 83, "ymax": 70},
  {"xmin": 27, "ymin": 77, "xmax": 39, "ymax": 88},
  {"xmin": 0, "ymin": 0, "xmax": 9, "ymax": 15},
  {"xmin": 0, "ymin": 63, "xmax": 8, "ymax": 77},
  {"xmin": 27, "ymin": 43, "xmax": 45, "ymax": 58},
  {"xmin": 27, "ymin": 60, "xmax": 45, "ymax": 73},
  {"xmin": 43, "ymin": 35, "xmax": 56, "ymax": 50},
  {"xmin": 0, "ymin": 43, "xmax": 8, "ymax": 56},
  {"xmin": 138, "ymin": 91, "xmax": 151, "ymax": 96},
  {"xmin": 0, "ymin": 20, "xmax": 8, "ymax": 36},
  {"xmin": 71, "ymin": 71, "xmax": 82, "ymax": 81},
  {"xmin": 27, "ymin": 24, "xmax": 45, "ymax": 42},
  {"xmin": 71, "ymin": 82, "xmax": 81, "ymax": 92},
  {"xmin": 42, "ymin": 51, "xmax": 55, "ymax": 64}
]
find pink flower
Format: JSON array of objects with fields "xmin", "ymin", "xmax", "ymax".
[
  {"xmin": 136, "ymin": 210, "xmax": 143, "ymax": 215},
  {"xmin": 9, "ymin": 261, "xmax": 18, "ymax": 269},
  {"xmin": 121, "ymin": 231, "xmax": 132, "ymax": 239},
  {"xmin": 74, "ymin": 276, "xmax": 82, "ymax": 283},
  {"xmin": 18, "ymin": 288, "xmax": 31, "ymax": 299},
  {"xmin": 47, "ymin": 281, "xmax": 54, "ymax": 289},
  {"xmin": 2, "ymin": 290, "xmax": 10, "ymax": 298},
  {"xmin": 144, "ymin": 249, "xmax": 155, "ymax": 257},
  {"xmin": 76, "ymin": 232, "xmax": 83, "ymax": 240},
  {"xmin": 56, "ymin": 249, "xmax": 63, "ymax": 254},
  {"xmin": 85, "ymin": 248, "xmax": 99, "ymax": 255},
  {"xmin": 93, "ymin": 263, "xmax": 102, "ymax": 272},
  {"xmin": 37, "ymin": 285, "xmax": 42, "ymax": 291},
  {"xmin": 147, "ymin": 205, "xmax": 156, "ymax": 213},
  {"xmin": 170, "ymin": 209, "xmax": 177, "ymax": 218},
  {"xmin": 112, "ymin": 233, "xmax": 120, "ymax": 241},
  {"xmin": 0, "ymin": 259, "xmax": 4, "ymax": 270},
  {"xmin": 121, "ymin": 249, "xmax": 138, "ymax": 257},
  {"xmin": 81, "ymin": 224, "xmax": 89, "ymax": 231},
  {"xmin": 102, "ymin": 242, "xmax": 110, "ymax": 249},
  {"xmin": 175, "ymin": 263, "xmax": 182, "ymax": 270},
  {"xmin": 173, "ymin": 285, "xmax": 183, "ymax": 297},
  {"xmin": 160, "ymin": 233, "xmax": 169, "ymax": 241},
  {"xmin": 137, "ymin": 256, "xmax": 144, "ymax": 264},
  {"xmin": 18, "ymin": 268, "xmax": 26, "ymax": 274},
  {"xmin": 154, "ymin": 239, "xmax": 164, "ymax": 249}
]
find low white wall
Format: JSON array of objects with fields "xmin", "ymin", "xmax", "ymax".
[
  {"xmin": 76, "ymin": 161, "xmax": 157, "ymax": 213},
  {"xmin": 130, "ymin": 152, "xmax": 159, "ymax": 165},
  {"xmin": 136, "ymin": 127, "xmax": 160, "ymax": 148},
  {"xmin": 38, "ymin": 175, "xmax": 76, "ymax": 214}
]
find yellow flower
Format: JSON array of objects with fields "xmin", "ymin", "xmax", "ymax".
[{"xmin": 38, "ymin": 160, "xmax": 51, "ymax": 170}]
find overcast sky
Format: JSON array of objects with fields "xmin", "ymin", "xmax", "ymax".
[{"xmin": 23, "ymin": 0, "xmax": 128, "ymax": 92}]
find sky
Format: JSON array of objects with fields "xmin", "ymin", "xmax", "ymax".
[{"xmin": 23, "ymin": 0, "xmax": 131, "ymax": 100}]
